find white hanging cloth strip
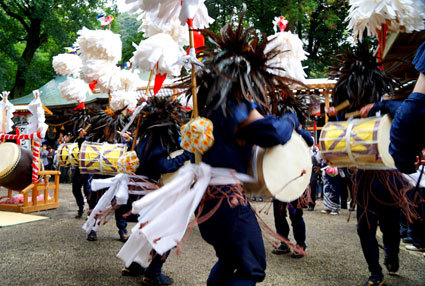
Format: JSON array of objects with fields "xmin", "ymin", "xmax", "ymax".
[
  {"xmin": 0, "ymin": 91, "xmax": 15, "ymax": 134},
  {"xmin": 117, "ymin": 163, "xmax": 254, "ymax": 268}
]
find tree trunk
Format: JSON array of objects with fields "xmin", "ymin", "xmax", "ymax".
[{"xmin": 10, "ymin": 18, "xmax": 45, "ymax": 99}]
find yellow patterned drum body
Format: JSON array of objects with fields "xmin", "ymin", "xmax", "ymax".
[
  {"xmin": 319, "ymin": 115, "xmax": 395, "ymax": 170},
  {"xmin": 79, "ymin": 142, "xmax": 127, "ymax": 175},
  {"xmin": 57, "ymin": 143, "xmax": 79, "ymax": 167}
]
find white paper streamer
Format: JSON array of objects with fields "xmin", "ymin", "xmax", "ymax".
[
  {"xmin": 52, "ymin": 53, "xmax": 82, "ymax": 77},
  {"xmin": 0, "ymin": 91, "xmax": 15, "ymax": 134},
  {"xmin": 77, "ymin": 27, "xmax": 122, "ymax": 63},
  {"xmin": 59, "ymin": 77, "xmax": 92, "ymax": 103},
  {"xmin": 27, "ymin": 90, "xmax": 48, "ymax": 138}
]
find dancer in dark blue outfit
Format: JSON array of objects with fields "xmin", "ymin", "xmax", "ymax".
[
  {"xmin": 120, "ymin": 96, "xmax": 192, "ymax": 286},
  {"xmin": 328, "ymin": 42, "xmax": 411, "ymax": 286},
  {"xmin": 179, "ymin": 8, "xmax": 313, "ymax": 285}
]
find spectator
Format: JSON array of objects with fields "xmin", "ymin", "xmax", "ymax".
[
  {"xmin": 40, "ymin": 144, "xmax": 49, "ymax": 170},
  {"xmin": 47, "ymin": 146, "xmax": 55, "ymax": 170}
]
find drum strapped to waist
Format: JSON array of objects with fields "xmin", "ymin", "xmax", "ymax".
[
  {"xmin": 79, "ymin": 142, "xmax": 127, "ymax": 175},
  {"xmin": 244, "ymin": 132, "xmax": 312, "ymax": 202},
  {"xmin": 0, "ymin": 142, "xmax": 33, "ymax": 191},
  {"xmin": 319, "ymin": 115, "xmax": 395, "ymax": 170},
  {"xmin": 158, "ymin": 150, "xmax": 190, "ymax": 186},
  {"xmin": 57, "ymin": 143, "xmax": 79, "ymax": 167}
]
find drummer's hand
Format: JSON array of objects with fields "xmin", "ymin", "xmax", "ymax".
[
  {"xmin": 326, "ymin": 106, "xmax": 337, "ymax": 117},
  {"xmin": 121, "ymin": 132, "xmax": 132, "ymax": 142},
  {"xmin": 360, "ymin": 103, "xmax": 374, "ymax": 117},
  {"xmin": 414, "ymin": 155, "xmax": 425, "ymax": 169},
  {"xmin": 78, "ymin": 129, "xmax": 87, "ymax": 138}
]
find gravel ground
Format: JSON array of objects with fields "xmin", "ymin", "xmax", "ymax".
[{"xmin": 0, "ymin": 184, "xmax": 424, "ymax": 286}]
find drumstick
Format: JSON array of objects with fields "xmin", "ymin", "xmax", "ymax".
[
  {"xmin": 83, "ymin": 124, "xmax": 92, "ymax": 132},
  {"xmin": 334, "ymin": 100, "xmax": 351, "ymax": 113},
  {"xmin": 322, "ymin": 100, "xmax": 351, "ymax": 117},
  {"xmin": 344, "ymin": 110, "xmax": 361, "ymax": 119}
]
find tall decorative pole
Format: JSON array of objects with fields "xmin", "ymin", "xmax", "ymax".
[
  {"xmin": 187, "ymin": 19, "xmax": 201, "ymax": 164},
  {"xmin": 131, "ymin": 69, "xmax": 154, "ymax": 151}
]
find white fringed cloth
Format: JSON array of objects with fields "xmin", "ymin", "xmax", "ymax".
[
  {"xmin": 116, "ymin": 163, "xmax": 254, "ymax": 268},
  {"xmin": 83, "ymin": 173, "xmax": 156, "ymax": 234}
]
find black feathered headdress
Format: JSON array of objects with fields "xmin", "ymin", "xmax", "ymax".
[
  {"xmin": 138, "ymin": 96, "xmax": 186, "ymax": 156},
  {"xmin": 177, "ymin": 5, "xmax": 302, "ymax": 117},
  {"xmin": 89, "ymin": 107, "xmax": 127, "ymax": 143},
  {"xmin": 68, "ymin": 108, "xmax": 91, "ymax": 138},
  {"xmin": 329, "ymin": 41, "xmax": 400, "ymax": 111}
]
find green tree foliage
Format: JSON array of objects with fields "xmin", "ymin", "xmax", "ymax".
[
  {"xmin": 115, "ymin": 12, "xmax": 144, "ymax": 64},
  {"xmin": 205, "ymin": 0, "xmax": 351, "ymax": 78},
  {"xmin": 0, "ymin": 0, "xmax": 111, "ymax": 98}
]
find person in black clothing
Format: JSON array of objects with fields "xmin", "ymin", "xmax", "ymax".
[{"xmin": 71, "ymin": 129, "xmax": 92, "ymax": 218}]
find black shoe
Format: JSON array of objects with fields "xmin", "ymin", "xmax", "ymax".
[
  {"xmin": 87, "ymin": 230, "xmax": 97, "ymax": 241},
  {"xmin": 142, "ymin": 273, "xmax": 174, "ymax": 285},
  {"xmin": 384, "ymin": 255, "xmax": 399, "ymax": 275},
  {"xmin": 365, "ymin": 274, "xmax": 385, "ymax": 286},
  {"xmin": 402, "ymin": 237, "xmax": 413, "ymax": 244},
  {"xmin": 119, "ymin": 230, "xmax": 129, "ymax": 242},
  {"xmin": 272, "ymin": 243, "xmax": 290, "ymax": 255},
  {"xmin": 307, "ymin": 206, "xmax": 314, "ymax": 211},
  {"xmin": 75, "ymin": 209, "xmax": 83, "ymax": 219},
  {"xmin": 122, "ymin": 262, "xmax": 145, "ymax": 277}
]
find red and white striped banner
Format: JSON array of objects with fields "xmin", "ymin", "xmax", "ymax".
[{"xmin": 0, "ymin": 131, "xmax": 43, "ymax": 183}]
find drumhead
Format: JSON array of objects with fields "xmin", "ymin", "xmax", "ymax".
[
  {"xmin": 262, "ymin": 133, "xmax": 312, "ymax": 202},
  {"xmin": 377, "ymin": 114, "xmax": 395, "ymax": 169},
  {"xmin": 0, "ymin": 143, "xmax": 21, "ymax": 179}
]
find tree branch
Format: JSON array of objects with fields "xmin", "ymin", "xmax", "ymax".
[
  {"xmin": 0, "ymin": 0, "xmax": 30, "ymax": 31},
  {"xmin": 11, "ymin": 0, "xmax": 31, "ymax": 17}
]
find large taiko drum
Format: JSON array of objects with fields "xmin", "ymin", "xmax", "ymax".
[
  {"xmin": 0, "ymin": 143, "xmax": 33, "ymax": 191},
  {"xmin": 319, "ymin": 115, "xmax": 395, "ymax": 170},
  {"xmin": 57, "ymin": 143, "xmax": 79, "ymax": 167},
  {"xmin": 79, "ymin": 142, "xmax": 127, "ymax": 175},
  {"xmin": 244, "ymin": 132, "xmax": 312, "ymax": 202}
]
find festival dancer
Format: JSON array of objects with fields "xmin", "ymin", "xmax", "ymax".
[
  {"xmin": 119, "ymin": 96, "xmax": 193, "ymax": 285},
  {"xmin": 177, "ymin": 9, "xmax": 313, "ymax": 285},
  {"xmin": 327, "ymin": 42, "xmax": 411, "ymax": 286}
]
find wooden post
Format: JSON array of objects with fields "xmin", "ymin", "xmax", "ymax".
[
  {"xmin": 188, "ymin": 25, "xmax": 202, "ymax": 164},
  {"xmin": 54, "ymin": 172, "xmax": 59, "ymax": 203},
  {"xmin": 325, "ymin": 91, "xmax": 329, "ymax": 124},
  {"xmin": 131, "ymin": 69, "xmax": 154, "ymax": 151},
  {"xmin": 108, "ymin": 90, "xmax": 111, "ymax": 109},
  {"xmin": 2, "ymin": 94, "xmax": 7, "ymax": 134}
]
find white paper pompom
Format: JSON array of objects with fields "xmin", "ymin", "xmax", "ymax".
[
  {"xmin": 265, "ymin": 32, "xmax": 308, "ymax": 82},
  {"xmin": 131, "ymin": 33, "xmax": 184, "ymax": 75},
  {"xmin": 52, "ymin": 54, "xmax": 82, "ymax": 77},
  {"xmin": 138, "ymin": 12, "xmax": 189, "ymax": 46},
  {"xmin": 59, "ymin": 78, "xmax": 92, "ymax": 102},
  {"xmin": 77, "ymin": 27, "xmax": 122, "ymax": 63},
  {"xmin": 347, "ymin": 0, "xmax": 425, "ymax": 41},
  {"xmin": 118, "ymin": 69, "xmax": 143, "ymax": 92},
  {"xmin": 125, "ymin": 0, "xmax": 214, "ymax": 29},
  {"xmin": 110, "ymin": 90, "xmax": 139, "ymax": 111},
  {"xmin": 80, "ymin": 59, "xmax": 121, "ymax": 92}
]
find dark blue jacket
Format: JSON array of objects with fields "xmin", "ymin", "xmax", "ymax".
[{"xmin": 202, "ymin": 99, "xmax": 313, "ymax": 173}]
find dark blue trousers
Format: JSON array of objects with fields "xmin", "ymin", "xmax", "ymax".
[
  {"xmin": 273, "ymin": 199, "xmax": 306, "ymax": 248},
  {"xmin": 197, "ymin": 188, "xmax": 266, "ymax": 286},
  {"xmin": 71, "ymin": 167, "xmax": 91, "ymax": 211},
  {"xmin": 356, "ymin": 172, "xmax": 401, "ymax": 276}
]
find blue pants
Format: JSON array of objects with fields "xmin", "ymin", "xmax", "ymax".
[
  {"xmin": 356, "ymin": 172, "xmax": 401, "ymax": 276},
  {"xmin": 197, "ymin": 188, "xmax": 266, "ymax": 286},
  {"xmin": 115, "ymin": 194, "xmax": 140, "ymax": 235},
  {"xmin": 273, "ymin": 199, "xmax": 306, "ymax": 248}
]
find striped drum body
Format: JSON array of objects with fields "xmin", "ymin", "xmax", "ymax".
[
  {"xmin": 79, "ymin": 142, "xmax": 127, "ymax": 175},
  {"xmin": 319, "ymin": 115, "xmax": 395, "ymax": 170}
]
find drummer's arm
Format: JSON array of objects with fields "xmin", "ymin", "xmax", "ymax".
[
  {"xmin": 360, "ymin": 100, "xmax": 403, "ymax": 118},
  {"xmin": 153, "ymin": 148, "xmax": 194, "ymax": 174},
  {"xmin": 238, "ymin": 109, "xmax": 313, "ymax": 147}
]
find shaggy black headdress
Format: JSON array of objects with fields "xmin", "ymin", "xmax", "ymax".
[
  {"xmin": 329, "ymin": 41, "xmax": 400, "ymax": 111},
  {"xmin": 89, "ymin": 107, "xmax": 127, "ymax": 143},
  {"xmin": 68, "ymin": 108, "xmax": 91, "ymax": 138},
  {"xmin": 138, "ymin": 96, "xmax": 186, "ymax": 156},
  {"xmin": 177, "ymin": 5, "xmax": 302, "ymax": 117}
]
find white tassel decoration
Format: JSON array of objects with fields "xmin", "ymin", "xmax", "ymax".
[
  {"xmin": 52, "ymin": 53, "xmax": 82, "ymax": 77},
  {"xmin": 59, "ymin": 78, "xmax": 92, "ymax": 103},
  {"xmin": 77, "ymin": 27, "xmax": 122, "ymax": 63}
]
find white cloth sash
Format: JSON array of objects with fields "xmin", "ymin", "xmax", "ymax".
[{"xmin": 117, "ymin": 163, "xmax": 255, "ymax": 268}]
